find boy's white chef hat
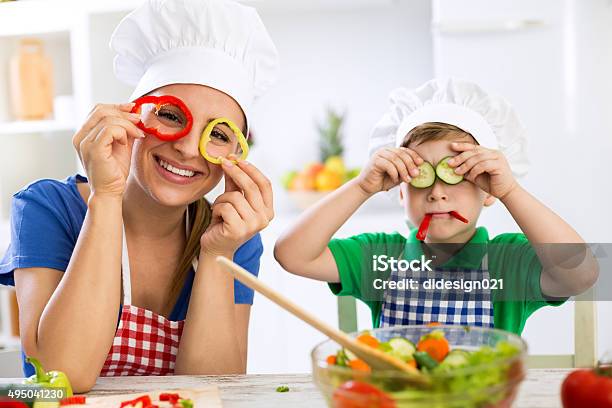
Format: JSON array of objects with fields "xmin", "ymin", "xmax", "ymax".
[
  {"xmin": 369, "ymin": 78, "xmax": 529, "ymax": 177},
  {"xmin": 110, "ymin": 0, "xmax": 279, "ymax": 126}
]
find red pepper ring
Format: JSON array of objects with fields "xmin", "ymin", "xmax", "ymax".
[{"xmin": 130, "ymin": 95, "xmax": 194, "ymax": 142}]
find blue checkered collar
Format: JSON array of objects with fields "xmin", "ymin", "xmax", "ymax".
[{"xmin": 403, "ymin": 226, "xmax": 490, "ymax": 270}]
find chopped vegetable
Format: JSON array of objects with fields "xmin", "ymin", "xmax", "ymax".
[
  {"xmin": 413, "ymin": 351, "xmax": 439, "ymax": 371},
  {"xmin": 131, "ymin": 95, "xmax": 193, "ymax": 142},
  {"xmin": 386, "ymin": 338, "xmax": 416, "ymax": 361},
  {"xmin": 326, "ymin": 354, "xmax": 337, "ymax": 365},
  {"xmin": 437, "ymin": 349, "xmax": 469, "ymax": 370},
  {"xmin": 416, "ymin": 214, "xmax": 432, "ymax": 241},
  {"xmin": 449, "ymin": 211, "xmax": 468, "ymax": 224},
  {"xmin": 59, "ymin": 395, "xmax": 86, "ymax": 406},
  {"xmin": 416, "ymin": 330, "xmax": 450, "ymax": 362},
  {"xmin": 410, "ymin": 162, "xmax": 435, "ymax": 189},
  {"xmin": 24, "ymin": 356, "xmax": 73, "ymax": 399},
  {"xmin": 179, "ymin": 398, "xmax": 194, "ymax": 408},
  {"xmin": 357, "ymin": 333, "xmax": 380, "ymax": 349},
  {"xmin": 275, "ymin": 385, "xmax": 290, "ymax": 393},
  {"xmin": 349, "ymin": 359, "xmax": 371, "ymax": 372},
  {"xmin": 436, "ymin": 156, "xmax": 463, "ymax": 185},
  {"xmin": 119, "ymin": 395, "xmax": 152, "ymax": 408},
  {"xmin": 332, "ymin": 381, "xmax": 396, "ymax": 408}
]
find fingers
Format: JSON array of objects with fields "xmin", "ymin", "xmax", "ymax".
[
  {"xmin": 214, "ymin": 191, "xmax": 270, "ymax": 231},
  {"xmin": 73, "ymin": 103, "xmax": 142, "ymax": 162},
  {"xmin": 452, "ymin": 151, "xmax": 498, "ymax": 175},
  {"xmin": 464, "ymin": 159, "xmax": 497, "ymax": 182},
  {"xmin": 87, "ymin": 116, "xmax": 145, "ymax": 145},
  {"xmin": 237, "ymin": 160, "xmax": 274, "ymax": 215},
  {"xmin": 378, "ymin": 148, "xmax": 421, "ymax": 183},
  {"xmin": 221, "ymin": 158, "xmax": 274, "ymax": 220},
  {"xmin": 379, "ymin": 149, "xmax": 412, "ymax": 183},
  {"xmin": 211, "ymin": 202, "xmax": 243, "ymax": 234},
  {"xmin": 373, "ymin": 155, "xmax": 400, "ymax": 184},
  {"xmin": 450, "ymin": 142, "xmax": 478, "ymax": 153}
]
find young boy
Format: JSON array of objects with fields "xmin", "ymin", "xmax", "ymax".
[{"xmin": 274, "ymin": 78, "xmax": 597, "ymax": 335}]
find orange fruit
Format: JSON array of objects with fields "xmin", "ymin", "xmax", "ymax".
[
  {"xmin": 315, "ymin": 169, "xmax": 342, "ymax": 191},
  {"xmin": 289, "ymin": 173, "xmax": 316, "ymax": 191},
  {"xmin": 303, "ymin": 162, "xmax": 325, "ymax": 178}
]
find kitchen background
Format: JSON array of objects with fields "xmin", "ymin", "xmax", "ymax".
[{"xmin": 0, "ymin": 0, "xmax": 610, "ymax": 376}]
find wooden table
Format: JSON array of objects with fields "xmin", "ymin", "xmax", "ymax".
[{"xmin": 1, "ymin": 369, "xmax": 569, "ymax": 407}]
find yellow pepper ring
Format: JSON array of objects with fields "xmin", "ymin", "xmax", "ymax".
[{"xmin": 199, "ymin": 118, "xmax": 249, "ymax": 164}]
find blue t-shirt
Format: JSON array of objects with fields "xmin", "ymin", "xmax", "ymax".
[{"xmin": 0, "ymin": 174, "xmax": 263, "ymax": 376}]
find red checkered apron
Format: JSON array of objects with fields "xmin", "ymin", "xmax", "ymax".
[{"xmin": 100, "ymin": 218, "xmax": 197, "ymax": 376}]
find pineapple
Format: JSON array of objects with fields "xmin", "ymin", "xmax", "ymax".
[{"xmin": 317, "ymin": 108, "xmax": 345, "ymax": 162}]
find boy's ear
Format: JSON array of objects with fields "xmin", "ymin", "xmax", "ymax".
[{"xmin": 484, "ymin": 194, "xmax": 496, "ymax": 207}]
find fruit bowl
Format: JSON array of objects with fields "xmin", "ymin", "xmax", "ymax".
[
  {"xmin": 286, "ymin": 190, "xmax": 331, "ymax": 210},
  {"xmin": 311, "ymin": 325, "xmax": 527, "ymax": 408}
]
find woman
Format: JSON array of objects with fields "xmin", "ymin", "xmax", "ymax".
[{"xmin": 0, "ymin": 0, "xmax": 279, "ymax": 392}]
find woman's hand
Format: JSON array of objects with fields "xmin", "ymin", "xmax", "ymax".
[
  {"xmin": 200, "ymin": 158, "xmax": 274, "ymax": 256},
  {"xmin": 356, "ymin": 147, "xmax": 424, "ymax": 195},
  {"xmin": 447, "ymin": 142, "xmax": 518, "ymax": 199},
  {"xmin": 72, "ymin": 103, "xmax": 145, "ymax": 198}
]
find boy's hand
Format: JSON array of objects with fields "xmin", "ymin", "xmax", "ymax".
[
  {"xmin": 356, "ymin": 147, "xmax": 423, "ymax": 195},
  {"xmin": 447, "ymin": 142, "xmax": 518, "ymax": 199}
]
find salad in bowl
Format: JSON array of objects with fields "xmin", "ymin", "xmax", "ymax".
[{"xmin": 311, "ymin": 325, "xmax": 527, "ymax": 408}]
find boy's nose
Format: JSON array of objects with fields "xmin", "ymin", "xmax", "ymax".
[{"xmin": 427, "ymin": 179, "xmax": 448, "ymax": 202}]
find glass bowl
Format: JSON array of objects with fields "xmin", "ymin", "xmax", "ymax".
[{"xmin": 311, "ymin": 325, "xmax": 527, "ymax": 408}]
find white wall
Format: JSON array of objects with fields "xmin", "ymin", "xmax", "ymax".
[
  {"xmin": 246, "ymin": 1, "xmax": 434, "ymax": 373},
  {"xmin": 432, "ymin": 0, "xmax": 611, "ymax": 359}
]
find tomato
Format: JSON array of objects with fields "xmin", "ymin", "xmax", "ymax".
[
  {"xmin": 561, "ymin": 366, "xmax": 612, "ymax": 408},
  {"xmin": 332, "ymin": 381, "xmax": 396, "ymax": 408}
]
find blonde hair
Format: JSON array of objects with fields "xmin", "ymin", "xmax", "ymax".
[
  {"xmin": 166, "ymin": 197, "xmax": 212, "ymax": 315},
  {"xmin": 401, "ymin": 122, "xmax": 476, "ymax": 148}
]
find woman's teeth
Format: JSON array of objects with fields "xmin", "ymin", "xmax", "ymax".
[{"xmin": 158, "ymin": 159, "xmax": 195, "ymax": 177}]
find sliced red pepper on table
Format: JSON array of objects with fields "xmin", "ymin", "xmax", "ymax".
[
  {"xmin": 59, "ymin": 395, "xmax": 86, "ymax": 406},
  {"xmin": 131, "ymin": 95, "xmax": 194, "ymax": 142},
  {"xmin": 119, "ymin": 395, "xmax": 153, "ymax": 408}
]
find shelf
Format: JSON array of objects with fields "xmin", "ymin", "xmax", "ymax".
[{"xmin": 0, "ymin": 120, "xmax": 76, "ymax": 136}]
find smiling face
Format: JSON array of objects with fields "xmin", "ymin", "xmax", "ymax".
[
  {"xmin": 128, "ymin": 83, "xmax": 246, "ymax": 208},
  {"xmin": 400, "ymin": 127, "xmax": 495, "ymax": 244}
]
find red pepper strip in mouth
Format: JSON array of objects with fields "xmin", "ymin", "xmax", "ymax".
[
  {"xmin": 449, "ymin": 211, "xmax": 469, "ymax": 224},
  {"xmin": 416, "ymin": 214, "xmax": 432, "ymax": 241}
]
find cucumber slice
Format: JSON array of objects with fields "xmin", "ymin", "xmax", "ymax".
[
  {"xmin": 387, "ymin": 338, "xmax": 416, "ymax": 361},
  {"xmin": 439, "ymin": 349, "xmax": 470, "ymax": 368},
  {"xmin": 436, "ymin": 156, "xmax": 463, "ymax": 185},
  {"xmin": 410, "ymin": 162, "xmax": 435, "ymax": 188}
]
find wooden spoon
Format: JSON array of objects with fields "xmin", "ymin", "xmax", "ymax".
[{"xmin": 216, "ymin": 256, "xmax": 431, "ymax": 387}]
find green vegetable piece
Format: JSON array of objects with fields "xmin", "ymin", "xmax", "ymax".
[
  {"xmin": 436, "ymin": 156, "xmax": 463, "ymax": 185},
  {"xmin": 410, "ymin": 162, "xmax": 436, "ymax": 188},
  {"xmin": 276, "ymin": 385, "xmax": 290, "ymax": 393},
  {"xmin": 438, "ymin": 349, "xmax": 470, "ymax": 369},
  {"xmin": 387, "ymin": 337, "xmax": 416, "ymax": 361},
  {"xmin": 414, "ymin": 351, "xmax": 439, "ymax": 370},
  {"xmin": 23, "ymin": 357, "xmax": 73, "ymax": 398},
  {"xmin": 180, "ymin": 398, "xmax": 194, "ymax": 408}
]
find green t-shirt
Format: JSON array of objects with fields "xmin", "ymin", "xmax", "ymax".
[{"xmin": 328, "ymin": 226, "xmax": 564, "ymax": 335}]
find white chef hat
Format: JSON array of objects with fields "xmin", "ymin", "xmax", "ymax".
[
  {"xmin": 109, "ymin": 0, "xmax": 279, "ymax": 126},
  {"xmin": 369, "ymin": 78, "xmax": 529, "ymax": 177}
]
